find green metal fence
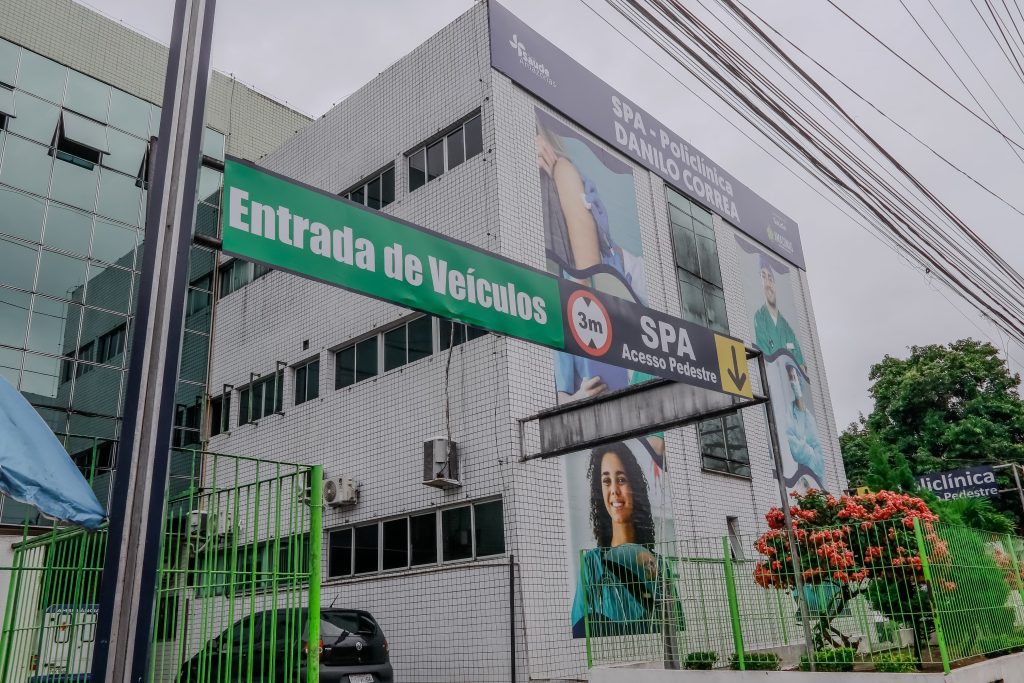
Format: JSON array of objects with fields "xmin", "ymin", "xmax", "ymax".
[
  {"xmin": 0, "ymin": 438, "xmax": 322, "ymax": 683},
  {"xmin": 583, "ymin": 519, "xmax": 1024, "ymax": 673}
]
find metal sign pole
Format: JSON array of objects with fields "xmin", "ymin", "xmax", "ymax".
[
  {"xmin": 756, "ymin": 353, "xmax": 816, "ymax": 671},
  {"xmin": 1013, "ymin": 465, "xmax": 1024, "ymax": 519},
  {"xmin": 90, "ymin": 0, "xmax": 216, "ymax": 680}
]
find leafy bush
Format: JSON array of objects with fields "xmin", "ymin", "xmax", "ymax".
[
  {"xmin": 799, "ymin": 647, "xmax": 855, "ymax": 672},
  {"xmin": 729, "ymin": 652, "xmax": 780, "ymax": 671},
  {"xmin": 872, "ymin": 652, "xmax": 917, "ymax": 673},
  {"xmin": 683, "ymin": 651, "xmax": 718, "ymax": 670}
]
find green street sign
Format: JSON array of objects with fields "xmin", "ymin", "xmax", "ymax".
[
  {"xmin": 221, "ymin": 158, "xmax": 564, "ymax": 348},
  {"xmin": 220, "ymin": 157, "xmax": 752, "ymax": 398}
]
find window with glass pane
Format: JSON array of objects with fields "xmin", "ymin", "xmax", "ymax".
[
  {"xmin": 407, "ymin": 316, "xmax": 432, "ymax": 363},
  {"xmin": 381, "ymin": 168, "xmax": 395, "ymax": 207},
  {"xmin": 366, "ymin": 176, "xmax": 382, "ymax": 210},
  {"xmin": 382, "ymin": 518, "xmax": 408, "ymax": 570},
  {"xmin": 238, "ymin": 387, "xmax": 251, "ymax": 425},
  {"xmin": 350, "ymin": 185, "xmax": 364, "ymax": 205},
  {"xmin": 668, "ymin": 188, "xmax": 727, "ymax": 330},
  {"xmin": 446, "ymin": 128, "xmax": 465, "ymax": 169},
  {"xmin": 699, "ymin": 412, "xmax": 751, "ymax": 477},
  {"xmin": 353, "ymin": 524, "xmax": 379, "ymax": 574},
  {"xmin": 426, "ymin": 139, "xmax": 444, "ymax": 181},
  {"xmin": 355, "ymin": 337, "xmax": 377, "ymax": 382},
  {"xmin": 408, "ymin": 149, "xmax": 426, "ymax": 191},
  {"xmin": 329, "ymin": 528, "xmax": 352, "ymax": 578},
  {"xmin": 335, "ymin": 345, "xmax": 355, "ymax": 389},
  {"xmin": 209, "ymin": 395, "xmax": 224, "ymax": 437},
  {"xmin": 294, "ymin": 359, "xmax": 319, "ymax": 405},
  {"xmin": 410, "ymin": 512, "xmax": 437, "ymax": 566},
  {"xmin": 474, "ymin": 500, "xmax": 504, "ymax": 557},
  {"xmin": 383, "ymin": 325, "xmax": 406, "ymax": 371},
  {"xmin": 442, "ymin": 506, "xmax": 473, "ymax": 562},
  {"xmin": 464, "ymin": 116, "xmax": 483, "ymax": 159}
]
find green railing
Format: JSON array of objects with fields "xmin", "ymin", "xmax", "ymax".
[
  {"xmin": 582, "ymin": 519, "xmax": 1024, "ymax": 673},
  {"xmin": 0, "ymin": 438, "xmax": 323, "ymax": 683}
]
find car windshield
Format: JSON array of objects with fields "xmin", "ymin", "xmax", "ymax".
[{"xmin": 321, "ymin": 611, "xmax": 375, "ymax": 637}]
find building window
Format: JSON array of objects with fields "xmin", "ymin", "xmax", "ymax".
[
  {"xmin": 96, "ymin": 324, "xmax": 126, "ymax": 365},
  {"xmin": 699, "ymin": 413, "xmax": 751, "ymax": 477},
  {"xmin": 382, "ymin": 316, "xmax": 432, "ymax": 372},
  {"xmin": 327, "ymin": 499, "xmax": 504, "ymax": 579},
  {"xmin": 342, "ymin": 166, "xmax": 395, "ymax": 210},
  {"xmin": 407, "ymin": 113, "xmax": 483, "ymax": 192},
  {"xmin": 218, "ymin": 258, "xmax": 272, "ymax": 298},
  {"xmin": 294, "ymin": 359, "xmax": 320, "ymax": 406},
  {"xmin": 438, "ymin": 319, "xmax": 487, "ymax": 351},
  {"xmin": 209, "ymin": 393, "xmax": 230, "ymax": 437},
  {"xmin": 334, "ymin": 337, "xmax": 378, "ymax": 389},
  {"xmin": 667, "ymin": 188, "xmax": 750, "ymax": 472},
  {"xmin": 53, "ymin": 111, "xmax": 108, "ymax": 169},
  {"xmin": 238, "ymin": 370, "xmax": 283, "ymax": 425},
  {"xmin": 668, "ymin": 189, "xmax": 727, "ymax": 333}
]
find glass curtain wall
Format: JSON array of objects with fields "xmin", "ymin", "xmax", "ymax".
[{"xmin": 0, "ymin": 38, "xmax": 223, "ymax": 523}]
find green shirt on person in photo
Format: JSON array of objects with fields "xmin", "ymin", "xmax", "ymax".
[{"xmin": 753, "ymin": 305, "xmax": 805, "ymax": 367}]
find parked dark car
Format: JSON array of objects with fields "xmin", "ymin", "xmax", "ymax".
[{"xmin": 176, "ymin": 607, "xmax": 393, "ymax": 683}]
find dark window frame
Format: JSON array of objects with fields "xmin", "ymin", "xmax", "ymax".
[
  {"xmin": 406, "ymin": 111, "xmax": 484, "ymax": 192},
  {"xmin": 293, "ymin": 358, "xmax": 320, "ymax": 406},
  {"xmin": 340, "ymin": 164, "xmax": 396, "ymax": 211}
]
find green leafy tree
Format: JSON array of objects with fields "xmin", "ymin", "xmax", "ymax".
[{"xmin": 841, "ymin": 340, "xmax": 1024, "ymax": 526}]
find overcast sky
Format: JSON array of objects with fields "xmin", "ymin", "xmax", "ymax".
[{"xmin": 78, "ymin": 0, "xmax": 1024, "ymax": 430}]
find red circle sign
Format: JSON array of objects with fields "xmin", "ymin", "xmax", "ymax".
[{"xmin": 567, "ymin": 290, "xmax": 612, "ymax": 357}]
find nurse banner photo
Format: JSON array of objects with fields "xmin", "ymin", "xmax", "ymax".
[{"xmin": 735, "ymin": 236, "xmax": 825, "ymax": 493}]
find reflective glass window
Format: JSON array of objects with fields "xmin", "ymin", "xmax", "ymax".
[
  {"xmin": 7, "ymin": 92, "xmax": 59, "ymax": 144},
  {"xmin": 334, "ymin": 346, "xmax": 355, "ymax": 389},
  {"xmin": 0, "ymin": 88, "xmax": 13, "ymax": 120},
  {"xmin": 329, "ymin": 528, "xmax": 352, "ymax": 578},
  {"xmin": 108, "ymin": 89, "xmax": 151, "ymax": 138},
  {"xmin": 179, "ymin": 331, "xmax": 209, "ymax": 384},
  {"xmin": 409, "ymin": 513, "xmax": 437, "ymax": 566},
  {"xmin": 70, "ymin": 363, "xmax": 121, "ymax": 418},
  {"xmin": 705, "ymin": 284, "xmax": 728, "ymax": 334},
  {"xmin": 474, "ymin": 500, "xmax": 504, "ymax": 557},
  {"xmin": 353, "ymin": 524, "xmax": 379, "ymax": 574},
  {"xmin": 382, "ymin": 518, "xmax": 408, "ymax": 571},
  {"xmin": 696, "ymin": 234, "xmax": 723, "ymax": 287},
  {"xmin": 0, "ymin": 39, "xmax": 19, "ymax": 87},
  {"xmin": 672, "ymin": 220, "xmax": 698, "ymax": 275},
  {"xmin": 381, "ymin": 167, "xmax": 395, "ymax": 207},
  {"xmin": 64, "ymin": 71, "xmax": 109, "ymax": 122},
  {"xmin": 201, "ymin": 128, "xmax": 225, "ymax": 160},
  {"xmin": 91, "ymin": 219, "xmax": 136, "ymax": 266},
  {"xmin": 16, "ymin": 52, "xmax": 66, "ymax": 103},
  {"xmin": 0, "ymin": 347, "xmax": 21, "ymax": 386},
  {"xmin": 27, "ymin": 297, "xmax": 79, "ymax": 357},
  {"xmin": 37, "ymin": 251, "xmax": 86, "ymax": 302},
  {"xmin": 96, "ymin": 168, "xmax": 142, "ymax": 226},
  {"xmin": 84, "ymin": 262, "xmax": 131, "ymax": 313},
  {"xmin": 407, "ymin": 316, "xmax": 432, "ymax": 363},
  {"xmin": 102, "ymin": 128, "xmax": 147, "ymax": 176},
  {"xmin": 383, "ymin": 325, "xmax": 406, "ymax": 371},
  {"xmin": 43, "ymin": 204, "xmax": 92, "ymax": 256},
  {"xmin": 197, "ymin": 166, "xmax": 221, "ymax": 207},
  {"xmin": 355, "ymin": 337, "xmax": 377, "ymax": 382},
  {"xmin": 0, "ymin": 237, "xmax": 38, "ymax": 290},
  {"xmin": 446, "ymin": 128, "xmax": 465, "ymax": 169},
  {"xmin": 350, "ymin": 185, "xmax": 364, "ymax": 205},
  {"xmin": 464, "ymin": 116, "xmax": 483, "ymax": 159},
  {"xmin": 0, "ymin": 187, "xmax": 45, "ymax": 242},
  {"xmin": 1, "ymin": 136, "xmax": 52, "ymax": 195},
  {"xmin": 21, "ymin": 352, "xmax": 63, "ymax": 403},
  {"xmin": 426, "ymin": 139, "xmax": 444, "ymax": 181},
  {"xmin": 366, "ymin": 176, "xmax": 381, "ymax": 210},
  {"xmin": 408, "ymin": 149, "xmax": 425, "ymax": 191},
  {"xmin": 49, "ymin": 157, "xmax": 98, "ymax": 211},
  {"xmin": 0, "ymin": 288, "xmax": 30, "ymax": 348},
  {"xmin": 677, "ymin": 269, "xmax": 707, "ymax": 327},
  {"xmin": 82, "ymin": 309, "xmax": 127, "ymax": 367},
  {"xmin": 195, "ymin": 202, "xmax": 217, "ymax": 239},
  {"xmin": 442, "ymin": 506, "xmax": 473, "ymax": 562},
  {"xmin": 148, "ymin": 104, "xmax": 161, "ymax": 137}
]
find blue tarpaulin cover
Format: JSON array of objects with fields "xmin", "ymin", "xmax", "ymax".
[{"xmin": 0, "ymin": 376, "xmax": 105, "ymax": 530}]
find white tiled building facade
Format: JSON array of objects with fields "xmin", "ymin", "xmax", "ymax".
[{"xmin": 208, "ymin": 3, "xmax": 846, "ymax": 681}]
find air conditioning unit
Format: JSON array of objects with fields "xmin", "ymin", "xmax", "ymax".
[
  {"xmin": 323, "ymin": 476, "xmax": 359, "ymax": 508},
  {"xmin": 423, "ymin": 438, "xmax": 460, "ymax": 489},
  {"xmin": 187, "ymin": 510, "xmax": 239, "ymax": 553}
]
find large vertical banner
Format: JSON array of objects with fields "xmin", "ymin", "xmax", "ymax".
[
  {"xmin": 735, "ymin": 236, "xmax": 826, "ymax": 492},
  {"xmin": 534, "ymin": 108, "xmax": 675, "ymax": 637}
]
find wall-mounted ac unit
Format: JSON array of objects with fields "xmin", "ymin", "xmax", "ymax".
[
  {"xmin": 323, "ymin": 476, "xmax": 360, "ymax": 508},
  {"xmin": 187, "ymin": 511, "xmax": 239, "ymax": 553},
  {"xmin": 423, "ymin": 438, "xmax": 460, "ymax": 489}
]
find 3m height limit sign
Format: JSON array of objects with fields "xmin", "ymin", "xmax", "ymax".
[{"xmin": 220, "ymin": 157, "xmax": 753, "ymax": 399}]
